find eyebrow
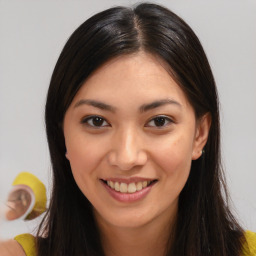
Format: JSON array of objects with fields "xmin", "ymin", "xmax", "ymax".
[
  {"xmin": 139, "ymin": 99, "xmax": 182, "ymax": 113},
  {"xmin": 74, "ymin": 98, "xmax": 182, "ymax": 113},
  {"xmin": 74, "ymin": 99, "xmax": 117, "ymax": 112}
]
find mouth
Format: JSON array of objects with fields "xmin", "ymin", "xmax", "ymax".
[{"xmin": 100, "ymin": 179, "xmax": 158, "ymax": 194}]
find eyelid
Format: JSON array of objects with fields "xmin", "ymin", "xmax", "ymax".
[
  {"xmin": 80, "ymin": 115, "xmax": 110, "ymax": 128},
  {"xmin": 80, "ymin": 114, "xmax": 174, "ymax": 129},
  {"xmin": 145, "ymin": 115, "xmax": 174, "ymax": 128}
]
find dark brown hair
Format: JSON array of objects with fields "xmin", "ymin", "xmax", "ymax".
[{"xmin": 39, "ymin": 3, "xmax": 245, "ymax": 255}]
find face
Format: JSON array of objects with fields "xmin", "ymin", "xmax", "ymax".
[{"xmin": 63, "ymin": 52, "xmax": 210, "ymax": 230}]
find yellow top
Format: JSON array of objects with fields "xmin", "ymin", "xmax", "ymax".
[
  {"xmin": 14, "ymin": 230, "xmax": 256, "ymax": 256},
  {"xmin": 14, "ymin": 233, "xmax": 36, "ymax": 256},
  {"xmin": 242, "ymin": 230, "xmax": 256, "ymax": 255}
]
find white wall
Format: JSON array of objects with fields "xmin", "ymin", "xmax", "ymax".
[{"xmin": 0, "ymin": 0, "xmax": 255, "ymax": 238}]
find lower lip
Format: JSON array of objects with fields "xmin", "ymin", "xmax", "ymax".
[{"xmin": 101, "ymin": 181, "xmax": 154, "ymax": 203}]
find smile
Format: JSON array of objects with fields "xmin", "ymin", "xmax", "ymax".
[
  {"xmin": 105, "ymin": 180, "xmax": 156, "ymax": 194},
  {"xmin": 100, "ymin": 178, "xmax": 158, "ymax": 203}
]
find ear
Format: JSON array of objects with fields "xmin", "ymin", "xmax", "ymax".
[
  {"xmin": 65, "ymin": 151, "xmax": 69, "ymax": 160},
  {"xmin": 192, "ymin": 113, "xmax": 211, "ymax": 160}
]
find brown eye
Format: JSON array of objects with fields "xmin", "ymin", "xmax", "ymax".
[
  {"xmin": 153, "ymin": 117, "xmax": 166, "ymax": 126},
  {"xmin": 146, "ymin": 116, "xmax": 173, "ymax": 128},
  {"xmin": 92, "ymin": 117, "xmax": 104, "ymax": 126},
  {"xmin": 81, "ymin": 115, "xmax": 109, "ymax": 128}
]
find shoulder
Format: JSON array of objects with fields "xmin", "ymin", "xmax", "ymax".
[
  {"xmin": 0, "ymin": 239, "xmax": 26, "ymax": 256},
  {"xmin": 242, "ymin": 230, "xmax": 256, "ymax": 256},
  {"xmin": 0, "ymin": 233, "xmax": 36, "ymax": 256},
  {"xmin": 14, "ymin": 233, "xmax": 36, "ymax": 256}
]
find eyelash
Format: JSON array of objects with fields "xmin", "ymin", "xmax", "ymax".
[
  {"xmin": 81, "ymin": 115, "xmax": 174, "ymax": 129},
  {"xmin": 81, "ymin": 115, "xmax": 110, "ymax": 128},
  {"xmin": 146, "ymin": 115, "xmax": 173, "ymax": 128}
]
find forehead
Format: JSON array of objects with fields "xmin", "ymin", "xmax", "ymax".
[{"xmin": 71, "ymin": 52, "xmax": 190, "ymax": 109}]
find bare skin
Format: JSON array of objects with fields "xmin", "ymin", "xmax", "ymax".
[
  {"xmin": 0, "ymin": 53, "xmax": 210, "ymax": 256},
  {"xmin": 0, "ymin": 240, "xmax": 25, "ymax": 256},
  {"xmin": 64, "ymin": 52, "xmax": 211, "ymax": 256},
  {"xmin": 95, "ymin": 199, "xmax": 177, "ymax": 256}
]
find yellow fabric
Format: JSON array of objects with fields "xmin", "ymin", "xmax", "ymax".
[
  {"xmin": 242, "ymin": 230, "xmax": 256, "ymax": 256},
  {"xmin": 14, "ymin": 233, "xmax": 36, "ymax": 256},
  {"xmin": 14, "ymin": 230, "xmax": 256, "ymax": 255},
  {"xmin": 12, "ymin": 172, "xmax": 47, "ymax": 219}
]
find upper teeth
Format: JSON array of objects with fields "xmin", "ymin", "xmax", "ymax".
[{"xmin": 107, "ymin": 181, "xmax": 151, "ymax": 193}]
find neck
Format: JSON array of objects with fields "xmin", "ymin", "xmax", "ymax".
[{"xmin": 95, "ymin": 208, "xmax": 177, "ymax": 256}]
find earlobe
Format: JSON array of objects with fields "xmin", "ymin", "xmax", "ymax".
[{"xmin": 192, "ymin": 113, "xmax": 211, "ymax": 160}]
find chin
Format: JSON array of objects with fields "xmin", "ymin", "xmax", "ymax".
[{"xmin": 95, "ymin": 208, "xmax": 157, "ymax": 229}]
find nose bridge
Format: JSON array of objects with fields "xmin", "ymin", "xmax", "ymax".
[
  {"xmin": 119, "ymin": 125, "xmax": 138, "ymax": 156},
  {"xmin": 108, "ymin": 125, "xmax": 147, "ymax": 170}
]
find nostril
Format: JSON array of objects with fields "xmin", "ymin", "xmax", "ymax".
[{"xmin": 107, "ymin": 148, "xmax": 147, "ymax": 170}]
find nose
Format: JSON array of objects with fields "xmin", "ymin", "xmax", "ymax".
[{"xmin": 107, "ymin": 127, "xmax": 147, "ymax": 171}]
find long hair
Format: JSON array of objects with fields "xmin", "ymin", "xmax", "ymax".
[{"xmin": 39, "ymin": 3, "xmax": 245, "ymax": 255}]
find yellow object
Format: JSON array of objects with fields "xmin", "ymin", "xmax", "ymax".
[
  {"xmin": 12, "ymin": 172, "xmax": 47, "ymax": 220},
  {"xmin": 242, "ymin": 230, "xmax": 256, "ymax": 256},
  {"xmin": 14, "ymin": 230, "xmax": 256, "ymax": 256},
  {"xmin": 14, "ymin": 233, "xmax": 36, "ymax": 256}
]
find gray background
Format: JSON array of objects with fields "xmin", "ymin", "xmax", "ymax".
[{"xmin": 0, "ymin": 0, "xmax": 255, "ymax": 238}]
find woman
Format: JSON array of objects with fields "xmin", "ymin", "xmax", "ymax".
[{"xmin": 0, "ymin": 2, "xmax": 255, "ymax": 256}]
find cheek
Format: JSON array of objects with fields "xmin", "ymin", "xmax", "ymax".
[
  {"xmin": 66, "ymin": 135, "xmax": 105, "ymax": 174},
  {"xmin": 67, "ymin": 142, "xmax": 102, "ymax": 201},
  {"xmin": 152, "ymin": 134, "xmax": 194, "ymax": 174},
  {"xmin": 151, "ymin": 134, "xmax": 193, "ymax": 200},
  {"xmin": 65, "ymin": 141, "xmax": 100, "ymax": 198}
]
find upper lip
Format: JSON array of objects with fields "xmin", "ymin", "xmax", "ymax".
[{"xmin": 100, "ymin": 177, "xmax": 157, "ymax": 184}]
